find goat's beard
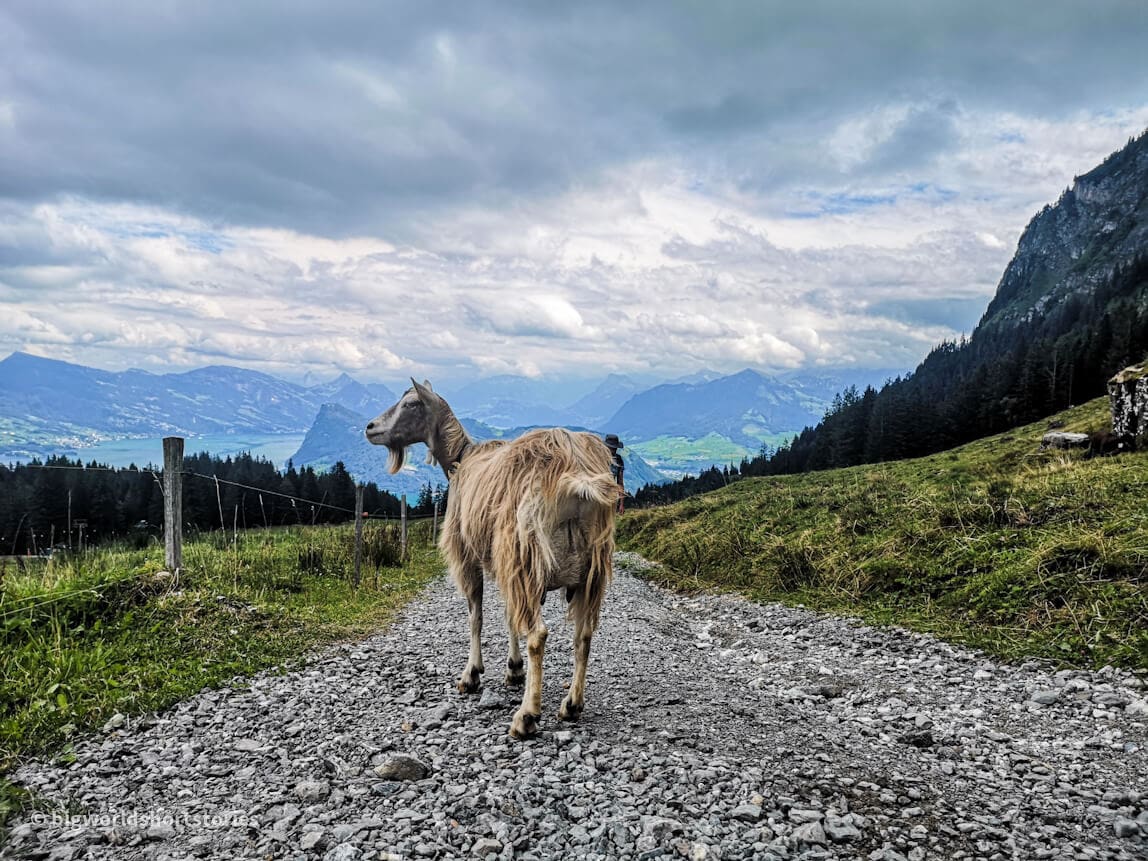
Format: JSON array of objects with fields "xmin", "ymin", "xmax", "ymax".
[{"xmin": 386, "ymin": 446, "xmax": 405, "ymax": 474}]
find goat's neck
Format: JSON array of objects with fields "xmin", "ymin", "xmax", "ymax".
[{"xmin": 427, "ymin": 409, "xmax": 472, "ymax": 480}]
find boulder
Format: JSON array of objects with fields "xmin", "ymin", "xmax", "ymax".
[{"xmin": 1040, "ymin": 432, "xmax": 1089, "ymax": 449}]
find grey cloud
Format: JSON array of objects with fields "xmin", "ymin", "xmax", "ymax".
[
  {"xmin": 866, "ymin": 297, "xmax": 989, "ymax": 331},
  {"xmin": 3, "ymin": 2, "xmax": 1148, "ymax": 237},
  {"xmin": 863, "ymin": 102, "xmax": 964, "ymax": 176}
]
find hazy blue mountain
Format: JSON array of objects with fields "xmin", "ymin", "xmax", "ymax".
[
  {"xmin": 441, "ymin": 375, "xmax": 584, "ymax": 427},
  {"xmin": 565, "ymin": 374, "xmax": 646, "ymax": 429},
  {"xmin": 0, "ymin": 352, "xmax": 398, "ymax": 460},
  {"xmin": 670, "ymin": 368, "xmax": 725, "ymax": 385},
  {"xmin": 1, "ymin": 351, "xmax": 905, "ymax": 477},
  {"xmin": 606, "ymin": 368, "xmax": 833, "ymax": 446},
  {"xmin": 310, "ymin": 373, "xmax": 396, "ymax": 417},
  {"xmin": 291, "ymin": 404, "xmax": 667, "ymax": 495}
]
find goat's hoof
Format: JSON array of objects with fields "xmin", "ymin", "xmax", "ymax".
[
  {"xmin": 505, "ymin": 658, "xmax": 525, "ymax": 687},
  {"xmin": 509, "ymin": 709, "xmax": 540, "ymax": 740},
  {"xmin": 457, "ymin": 666, "xmax": 482, "ymax": 694},
  {"xmin": 558, "ymin": 697, "xmax": 584, "ymax": 721}
]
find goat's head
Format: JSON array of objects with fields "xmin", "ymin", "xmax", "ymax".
[{"xmin": 365, "ymin": 379, "xmax": 445, "ymax": 474}]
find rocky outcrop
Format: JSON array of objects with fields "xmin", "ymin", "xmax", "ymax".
[
  {"xmin": 1109, "ymin": 361, "xmax": 1148, "ymax": 440},
  {"xmin": 979, "ymin": 131, "xmax": 1148, "ymax": 332}
]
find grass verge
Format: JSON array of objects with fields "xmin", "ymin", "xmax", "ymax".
[
  {"xmin": 0, "ymin": 521, "xmax": 441, "ymax": 833},
  {"xmin": 619, "ymin": 397, "xmax": 1148, "ymax": 671}
]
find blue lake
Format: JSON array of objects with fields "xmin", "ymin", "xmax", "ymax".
[{"xmin": 31, "ymin": 433, "xmax": 307, "ymax": 469}]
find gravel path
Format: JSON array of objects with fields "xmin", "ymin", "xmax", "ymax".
[{"xmin": 5, "ymin": 552, "xmax": 1147, "ymax": 861}]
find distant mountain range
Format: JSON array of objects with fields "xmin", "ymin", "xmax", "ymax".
[
  {"xmin": 291, "ymin": 403, "xmax": 666, "ymax": 495},
  {"xmin": 608, "ymin": 369, "xmax": 825, "ymax": 448},
  {"xmin": 0, "ymin": 350, "xmax": 903, "ymax": 484},
  {"xmin": 0, "ymin": 351, "xmax": 394, "ymax": 459}
]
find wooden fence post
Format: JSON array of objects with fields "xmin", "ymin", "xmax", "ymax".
[
  {"xmin": 400, "ymin": 494, "xmax": 408, "ymax": 561},
  {"xmin": 163, "ymin": 436, "xmax": 184, "ymax": 578},
  {"xmin": 353, "ymin": 484, "xmax": 364, "ymax": 588}
]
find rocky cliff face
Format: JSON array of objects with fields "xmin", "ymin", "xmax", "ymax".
[{"xmin": 979, "ymin": 131, "xmax": 1148, "ymax": 330}]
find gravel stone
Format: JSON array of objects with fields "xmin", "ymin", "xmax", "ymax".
[
  {"xmin": 373, "ymin": 754, "xmax": 431, "ymax": 781},
  {"xmin": 1113, "ymin": 818, "xmax": 1140, "ymax": 838},
  {"xmin": 6, "ymin": 553, "xmax": 1147, "ymax": 860},
  {"xmin": 730, "ymin": 803, "xmax": 762, "ymax": 822},
  {"xmin": 824, "ymin": 817, "xmax": 863, "ymax": 843},
  {"xmin": 793, "ymin": 821, "xmax": 827, "ymax": 846},
  {"xmin": 295, "ymin": 779, "xmax": 331, "ymax": 800},
  {"xmin": 472, "ymin": 837, "xmax": 503, "ymax": 856},
  {"xmin": 300, "ymin": 830, "xmax": 327, "ymax": 851}
]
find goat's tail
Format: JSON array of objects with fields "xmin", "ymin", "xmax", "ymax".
[{"xmin": 556, "ymin": 471, "xmax": 619, "ymax": 509}]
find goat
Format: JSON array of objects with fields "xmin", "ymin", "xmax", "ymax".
[{"xmin": 366, "ymin": 380, "xmax": 618, "ymax": 739}]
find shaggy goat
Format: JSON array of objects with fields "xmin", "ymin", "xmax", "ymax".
[{"xmin": 365, "ymin": 380, "xmax": 618, "ymax": 739}]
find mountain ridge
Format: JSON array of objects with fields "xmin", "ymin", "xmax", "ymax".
[
  {"xmin": 980, "ymin": 129, "xmax": 1148, "ymax": 331},
  {"xmin": 290, "ymin": 403, "xmax": 668, "ymax": 495}
]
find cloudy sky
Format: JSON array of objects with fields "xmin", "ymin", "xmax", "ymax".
[{"xmin": 3, "ymin": 1, "xmax": 1148, "ymax": 387}]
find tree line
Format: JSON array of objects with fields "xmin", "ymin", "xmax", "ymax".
[
  {"xmin": 634, "ymin": 253, "xmax": 1148, "ymax": 506},
  {"xmin": 0, "ymin": 451, "xmax": 448, "ymax": 555}
]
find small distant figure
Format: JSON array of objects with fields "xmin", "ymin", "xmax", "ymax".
[{"xmin": 604, "ymin": 434, "xmax": 625, "ymax": 513}]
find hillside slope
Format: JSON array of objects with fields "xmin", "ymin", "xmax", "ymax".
[{"xmin": 620, "ymin": 396, "xmax": 1148, "ymax": 669}]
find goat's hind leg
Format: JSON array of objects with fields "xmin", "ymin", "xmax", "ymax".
[
  {"xmin": 558, "ymin": 588, "xmax": 594, "ymax": 721},
  {"xmin": 505, "ymin": 615, "xmax": 525, "ymax": 687},
  {"xmin": 509, "ymin": 615, "xmax": 548, "ymax": 740},
  {"xmin": 456, "ymin": 565, "xmax": 484, "ymax": 694}
]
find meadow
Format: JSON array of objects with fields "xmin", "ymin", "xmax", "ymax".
[{"xmin": 619, "ymin": 396, "xmax": 1148, "ymax": 671}]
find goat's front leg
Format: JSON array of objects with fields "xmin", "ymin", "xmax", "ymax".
[
  {"xmin": 558, "ymin": 594, "xmax": 593, "ymax": 721},
  {"xmin": 457, "ymin": 572, "xmax": 484, "ymax": 694},
  {"xmin": 509, "ymin": 619, "xmax": 548, "ymax": 739}
]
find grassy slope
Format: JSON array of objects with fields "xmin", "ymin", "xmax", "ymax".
[
  {"xmin": 618, "ymin": 397, "xmax": 1148, "ymax": 670},
  {"xmin": 0, "ymin": 523, "xmax": 441, "ymax": 829}
]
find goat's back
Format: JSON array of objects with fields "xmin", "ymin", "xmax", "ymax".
[{"xmin": 440, "ymin": 428, "xmax": 617, "ymax": 632}]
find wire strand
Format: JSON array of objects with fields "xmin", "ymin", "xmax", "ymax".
[{"xmin": 182, "ymin": 471, "xmax": 438, "ymax": 520}]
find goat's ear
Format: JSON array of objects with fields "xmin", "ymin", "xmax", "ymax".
[
  {"xmin": 411, "ymin": 378, "xmax": 438, "ymax": 405},
  {"xmin": 422, "ymin": 379, "xmax": 433, "ymax": 391}
]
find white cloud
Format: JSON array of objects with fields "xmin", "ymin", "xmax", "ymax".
[{"xmin": 1, "ymin": 3, "xmax": 1147, "ymax": 386}]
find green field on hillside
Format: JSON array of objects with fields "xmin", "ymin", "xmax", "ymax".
[
  {"xmin": 619, "ymin": 397, "xmax": 1148, "ymax": 670},
  {"xmin": 629, "ymin": 434, "xmax": 759, "ymax": 475}
]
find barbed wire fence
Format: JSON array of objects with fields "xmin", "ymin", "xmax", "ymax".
[{"xmin": 1, "ymin": 436, "xmax": 444, "ymax": 609}]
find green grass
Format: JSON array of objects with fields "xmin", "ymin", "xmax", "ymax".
[
  {"xmin": 619, "ymin": 398, "xmax": 1148, "ymax": 670},
  {"xmin": 0, "ymin": 521, "xmax": 441, "ymax": 827}
]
